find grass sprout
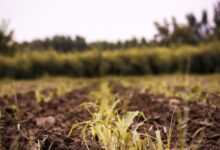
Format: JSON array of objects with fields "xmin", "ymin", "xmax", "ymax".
[{"xmin": 69, "ymin": 82, "xmax": 174, "ymax": 150}]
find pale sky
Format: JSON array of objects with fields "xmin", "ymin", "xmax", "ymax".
[{"xmin": 0, "ymin": 0, "xmax": 218, "ymax": 42}]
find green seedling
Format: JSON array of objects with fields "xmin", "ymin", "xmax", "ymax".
[
  {"xmin": 35, "ymin": 87, "xmax": 54, "ymax": 103},
  {"xmin": 69, "ymin": 82, "xmax": 176, "ymax": 150}
]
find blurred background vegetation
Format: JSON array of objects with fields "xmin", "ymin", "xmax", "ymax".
[{"xmin": 1, "ymin": 1, "xmax": 220, "ymax": 78}]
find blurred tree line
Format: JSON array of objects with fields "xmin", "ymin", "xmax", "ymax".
[
  {"xmin": 154, "ymin": 2, "xmax": 220, "ymax": 45},
  {"xmin": 16, "ymin": 36, "xmax": 148, "ymax": 52},
  {"xmin": 1, "ymin": 1, "xmax": 220, "ymax": 54}
]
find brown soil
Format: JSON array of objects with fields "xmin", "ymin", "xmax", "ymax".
[{"xmin": 1, "ymin": 82, "xmax": 220, "ymax": 150}]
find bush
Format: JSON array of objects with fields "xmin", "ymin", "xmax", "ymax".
[{"xmin": 0, "ymin": 42, "xmax": 220, "ymax": 78}]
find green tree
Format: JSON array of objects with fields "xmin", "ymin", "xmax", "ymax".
[
  {"xmin": 140, "ymin": 37, "xmax": 148, "ymax": 47},
  {"xmin": 154, "ymin": 20, "xmax": 170, "ymax": 45},
  {"xmin": 75, "ymin": 36, "xmax": 88, "ymax": 50},
  {"xmin": 0, "ymin": 19, "xmax": 14, "ymax": 54},
  {"xmin": 214, "ymin": 1, "xmax": 220, "ymax": 39}
]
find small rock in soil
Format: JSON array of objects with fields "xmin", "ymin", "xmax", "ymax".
[{"xmin": 35, "ymin": 116, "xmax": 56, "ymax": 128}]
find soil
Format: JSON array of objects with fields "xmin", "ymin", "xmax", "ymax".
[{"xmin": 1, "ymin": 82, "xmax": 220, "ymax": 150}]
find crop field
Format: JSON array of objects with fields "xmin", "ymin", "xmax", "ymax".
[
  {"xmin": 0, "ymin": 75, "xmax": 220, "ymax": 150},
  {"xmin": 1, "ymin": 42, "xmax": 220, "ymax": 79}
]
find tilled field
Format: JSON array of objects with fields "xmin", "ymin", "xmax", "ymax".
[{"xmin": 1, "ymin": 81, "xmax": 220, "ymax": 150}]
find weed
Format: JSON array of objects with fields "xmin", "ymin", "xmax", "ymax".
[
  {"xmin": 69, "ymin": 82, "xmax": 173, "ymax": 150},
  {"xmin": 35, "ymin": 87, "xmax": 54, "ymax": 103}
]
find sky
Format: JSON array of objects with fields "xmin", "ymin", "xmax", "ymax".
[{"xmin": 0, "ymin": 0, "xmax": 218, "ymax": 42}]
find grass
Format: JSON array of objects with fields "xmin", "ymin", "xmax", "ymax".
[
  {"xmin": 117, "ymin": 74, "xmax": 220, "ymax": 102},
  {"xmin": 68, "ymin": 82, "xmax": 176, "ymax": 150},
  {"xmin": 0, "ymin": 76, "xmax": 91, "ymax": 96},
  {"xmin": 1, "ymin": 75, "xmax": 220, "ymax": 149},
  {"xmin": 0, "ymin": 74, "xmax": 219, "ymax": 100},
  {"xmin": 67, "ymin": 75, "xmax": 219, "ymax": 149},
  {"xmin": 1, "ymin": 41, "xmax": 220, "ymax": 78}
]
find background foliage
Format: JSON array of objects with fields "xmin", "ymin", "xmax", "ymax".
[
  {"xmin": 0, "ymin": 42, "xmax": 219, "ymax": 78},
  {"xmin": 0, "ymin": 2, "xmax": 220, "ymax": 78}
]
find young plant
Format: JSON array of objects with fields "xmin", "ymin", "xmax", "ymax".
[
  {"xmin": 35, "ymin": 87, "xmax": 54, "ymax": 103},
  {"xmin": 69, "ymin": 82, "xmax": 172, "ymax": 150}
]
